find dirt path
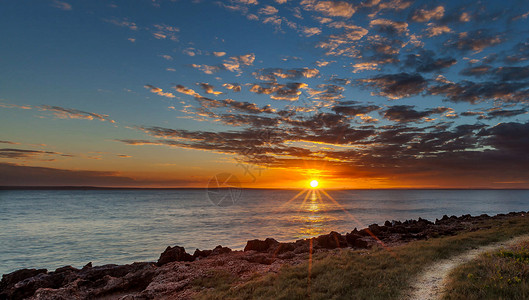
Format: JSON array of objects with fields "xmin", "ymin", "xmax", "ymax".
[{"xmin": 403, "ymin": 234, "xmax": 529, "ymax": 300}]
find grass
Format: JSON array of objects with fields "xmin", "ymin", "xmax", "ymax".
[
  {"xmin": 443, "ymin": 238, "xmax": 529, "ymax": 300},
  {"xmin": 193, "ymin": 215, "xmax": 529, "ymax": 300}
]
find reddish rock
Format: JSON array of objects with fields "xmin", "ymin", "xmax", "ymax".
[
  {"xmin": 244, "ymin": 238, "xmax": 279, "ymax": 252},
  {"xmin": 345, "ymin": 232, "xmax": 362, "ymax": 246},
  {"xmin": 315, "ymin": 231, "xmax": 347, "ymax": 249},
  {"xmin": 156, "ymin": 246, "xmax": 194, "ymax": 266},
  {"xmin": 193, "ymin": 249, "xmax": 212, "ymax": 259},
  {"xmin": 211, "ymin": 245, "xmax": 232, "ymax": 256},
  {"xmin": 354, "ymin": 237, "xmax": 377, "ymax": 249}
]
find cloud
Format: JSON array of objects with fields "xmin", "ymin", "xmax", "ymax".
[
  {"xmin": 222, "ymin": 83, "xmax": 242, "ymax": 92},
  {"xmin": 410, "ymin": 6, "xmax": 444, "ymax": 22},
  {"xmin": 301, "ymin": 0, "xmax": 356, "ymax": 18},
  {"xmin": 39, "ymin": 105, "xmax": 115, "ymax": 123},
  {"xmin": 190, "ymin": 64, "xmax": 222, "ymax": 74},
  {"xmin": 151, "ymin": 24, "xmax": 179, "ymax": 41},
  {"xmin": 213, "ymin": 51, "xmax": 226, "ymax": 57},
  {"xmin": 306, "ymin": 84, "xmax": 345, "ymax": 101},
  {"xmin": 369, "ymin": 19, "xmax": 408, "ymax": 35},
  {"xmin": 106, "ymin": 18, "xmax": 138, "ymax": 30},
  {"xmin": 428, "ymin": 80, "xmax": 529, "ymax": 103},
  {"xmin": 358, "ymin": 73, "xmax": 428, "ymax": 99},
  {"xmin": 459, "ymin": 65, "xmax": 492, "ymax": 77},
  {"xmin": 253, "ymin": 68, "xmax": 320, "ymax": 81},
  {"xmin": 445, "ymin": 30, "xmax": 503, "ymax": 53},
  {"xmin": 144, "ymin": 84, "xmax": 176, "ymax": 98},
  {"xmin": 381, "ymin": 105, "xmax": 449, "ymax": 123},
  {"xmin": 222, "ymin": 53, "xmax": 256, "ymax": 74},
  {"xmin": 259, "ymin": 5, "xmax": 279, "ymax": 15},
  {"xmin": 0, "ymin": 148, "xmax": 71, "ymax": 160},
  {"xmin": 197, "ymin": 83, "xmax": 223, "ymax": 95},
  {"xmin": 332, "ymin": 103, "xmax": 380, "ymax": 116},
  {"xmin": 51, "ymin": 0, "xmax": 72, "ymax": 10},
  {"xmin": 249, "ymin": 82, "xmax": 308, "ymax": 100},
  {"xmin": 403, "ymin": 50, "xmax": 456, "ymax": 73},
  {"xmin": 174, "ymin": 85, "xmax": 201, "ymax": 97},
  {"xmin": 302, "ymin": 27, "xmax": 322, "ymax": 37},
  {"xmin": 159, "ymin": 54, "xmax": 173, "ymax": 60},
  {"xmin": 316, "ymin": 25, "xmax": 368, "ymax": 56},
  {"xmin": 0, "ymin": 162, "xmax": 139, "ymax": 186},
  {"xmin": 0, "ymin": 140, "xmax": 19, "ymax": 145},
  {"xmin": 425, "ymin": 24, "xmax": 452, "ymax": 37}
]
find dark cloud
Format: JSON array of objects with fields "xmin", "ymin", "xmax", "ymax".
[
  {"xmin": 403, "ymin": 50, "xmax": 456, "ymax": 73},
  {"xmin": 0, "ymin": 163, "xmax": 138, "ymax": 186},
  {"xmin": 358, "ymin": 73, "xmax": 428, "ymax": 99},
  {"xmin": 332, "ymin": 103, "xmax": 380, "ymax": 116},
  {"xmin": 444, "ymin": 30, "xmax": 503, "ymax": 53},
  {"xmin": 486, "ymin": 108, "xmax": 527, "ymax": 119},
  {"xmin": 0, "ymin": 148, "xmax": 72, "ymax": 160},
  {"xmin": 481, "ymin": 121, "xmax": 529, "ymax": 153},
  {"xmin": 428, "ymin": 80, "xmax": 529, "ymax": 103},
  {"xmin": 381, "ymin": 105, "xmax": 449, "ymax": 123},
  {"xmin": 459, "ymin": 65, "xmax": 492, "ymax": 77}
]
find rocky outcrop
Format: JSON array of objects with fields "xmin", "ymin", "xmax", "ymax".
[
  {"xmin": 157, "ymin": 246, "xmax": 194, "ymax": 266},
  {"xmin": 0, "ymin": 263, "xmax": 155, "ymax": 300},
  {"xmin": 1, "ymin": 211, "xmax": 527, "ymax": 300}
]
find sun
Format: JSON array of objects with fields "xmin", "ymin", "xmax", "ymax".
[{"xmin": 309, "ymin": 179, "xmax": 319, "ymax": 188}]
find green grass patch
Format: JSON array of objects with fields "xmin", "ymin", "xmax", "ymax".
[
  {"xmin": 194, "ymin": 216, "xmax": 529, "ymax": 300},
  {"xmin": 444, "ymin": 239, "xmax": 529, "ymax": 300}
]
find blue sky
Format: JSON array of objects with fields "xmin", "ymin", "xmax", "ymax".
[{"xmin": 2, "ymin": 0, "xmax": 529, "ymax": 188}]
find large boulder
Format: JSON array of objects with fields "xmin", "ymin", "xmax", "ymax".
[
  {"xmin": 315, "ymin": 231, "xmax": 347, "ymax": 249},
  {"xmin": 345, "ymin": 232, "xmax": 362, "ymax": 246},
  {"xmin": 156, "ymin": 246, "xmax": 194, "ymax": 266},
  {"xmin": 0, "ymin": 268, "xmax": 47, "ymax": 300},
  {"xmin": 210, "ymin": 245, "xmax": 232, "ymax": 256},
  {"xmin": 354, "ymin": 237, "xmax": 377, "ymax": 249},
  {"xmin": 244, "ymin": 238, "xmax": 279, "ymax": 252}
]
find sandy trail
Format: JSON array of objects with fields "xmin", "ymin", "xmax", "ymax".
[{"xmin": 403, "ymin": 234, "xmax": 529, "ymax": 300}]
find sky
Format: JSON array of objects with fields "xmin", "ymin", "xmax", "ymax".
[{"xmin": 1, "ymin": 0, "xmax": 529, "ymax": 189}]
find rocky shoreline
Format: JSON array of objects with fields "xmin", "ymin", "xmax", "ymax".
[{"xmin": 1, "ymin": 211, "xmax": 527, "ymax": 300}]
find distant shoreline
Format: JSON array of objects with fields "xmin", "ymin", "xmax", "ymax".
[{"xmin": 2, "ymin": 186, "xmax": 529, "ymax": 191}]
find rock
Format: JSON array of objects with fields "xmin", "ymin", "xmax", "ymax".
[
  {"xmin": 272, "ymin": 242, "xmax": 296, "ymax": 254},
  {"xmin": 0, "ymin": 268, "xmax": 48, "ymax": 300},
  {"xmin": 0, "ymin": 268, "xmax": 47, "ymax": 291},
  {"xmin": 193, "ymin": 249, "xmax": 212, "ymax": 259},
  {"xmin": 82, "ymin": 262, "xmax": 92, "ymax": 270},
  {"xmin": 244, "ymin": 253, "xmax": 275, "ymax": 265},
  {"xmin": 368, "ymin": 224, "xmax": 382, "ymax": 235},
  {"xmin": 54, "ymin": 266, "xmax": 79, "ymax": 274},
  {"xmin": 293, "ymin": 240, "xmax": 311, "ymax": 254},
  {"xmin": 345, "ymin": 232, "xmax": 362, "ymax": 246},
  {"xmin": 358, "ymin": 229, "xmax": 371, "ymax": 237},
  {"xmin": 244, "ymin": 238, "xmax": 279, "ymax": 252},
  {"xmin": 156, "ymin": 246, "xmax": 194, "ymax": 266},
  {"xmin": 277, "ymin": 251, "xmax": 296, "ymax": 259},
  {"xmin": 354, "ymin": 237, "xmax": 377, "ymax": 249},
  {"xmin": 384, "ymin": 220, "xmax": 392, "ymax": 227},
  {"xmin": 210, "ymin": 245, "xmax": 231, "ymax": 256},
  {"xmin": 315, "ymin": 231, "xmax": 347, "ymax": 249}
]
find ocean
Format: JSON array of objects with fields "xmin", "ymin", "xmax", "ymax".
[{"xmin": 1, "ymin": 189, "xmax": 528, "ymax": 275}]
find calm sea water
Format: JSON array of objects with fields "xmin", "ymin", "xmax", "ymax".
[{"xmin": 1, "ymin": 189, "xmax": 528, "ymax": 275}]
